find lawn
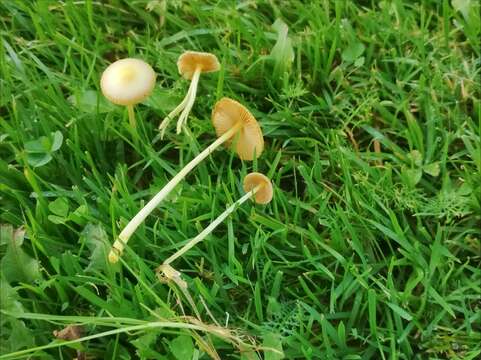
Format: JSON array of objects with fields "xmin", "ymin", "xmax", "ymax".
[{"xmin": 1, "ymin": 1, "xmax": 480, "ymax": 359}]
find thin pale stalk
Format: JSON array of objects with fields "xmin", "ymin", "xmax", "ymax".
[
  {"xmin": 158, "ymin": 85, "xmax": 192, "ymax": 138},
  {"xmin": 127, "ymin": 104, "xmax": 136, "ymax": 128},
  {"xmin": 109, "ymin": 121, "xmax": 243, "ymax": 263},
  {"xmin": 176, "ymin": 67, "xmax": 201, "ymax": 134},
  {"xmin": 163, "ymin": 184, "xmax": 262, "ymax": 266}
]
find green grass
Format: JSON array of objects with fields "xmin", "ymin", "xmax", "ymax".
[{"xmin": 1, "ymin": 0, "xmax": 480, "ymax": 359}]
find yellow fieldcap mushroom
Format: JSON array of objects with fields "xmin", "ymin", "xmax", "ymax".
[
  {"xmin": 108, "ymin": 98, "xmax": 264, "ymax": 264},
  {"xmin": 242, "ymin": 172, "xmax": 273, "ymax": 204},
  {"xmin": 158, "ymin": 51, "xmax": 220, "ymax": 138},
  {"xmin": 212, "ymin": 98, "xmax": 264, "ymax": 160},
  {"xmin": 159, "ymin": 172, "xmax": 273, "ymax": 269},
  {"xmin": 101, "ymin": 58, "xmax": 156, "ymax": 128}
]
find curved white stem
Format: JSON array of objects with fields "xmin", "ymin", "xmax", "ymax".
[
  {"xmin": 158, "ymin": 95, "xmax": 189, "ymax": 139},
  {"xmin": 163, "ymin": 184, "xmax": 262, "ymax": 266},
  {"xmin": 158, "ymin": 66, "xmax": 202, "ymax": 139},
  {"xmin": 176, "ymin": 67, "xmax": 201, "ymax": 134},
  {"xmin": 109, "ymin": 121, "xmax": 243, "ymax": 263}
]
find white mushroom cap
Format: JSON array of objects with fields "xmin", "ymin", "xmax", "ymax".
[{"xmin": 100, "ymin": 58, "xmax": 156, "ymax": 106}]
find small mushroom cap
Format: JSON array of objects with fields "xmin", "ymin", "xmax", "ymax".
[
  {"xmin": 101, "ymin": 58, "xmax": 156, "ymax": 106},
  {"xmin": 212, "ymin": 98, "xmax": 264, "ymax": 160},
  {"xmin": 243, "ymin": 172, "xmax": 273, "ymax": 204},
  {"xmin": 177, "ymin": 51, "xmax": 220, "ymax": 80}
]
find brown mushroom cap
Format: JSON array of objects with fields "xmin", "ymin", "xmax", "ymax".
[
  {"xmin": 243, "ymin": 172, "xmax": 273, "ymax": 204},
  {"xmin": 177, "ymin": 51, "xmax": 220, "ymax": 80},
  {"xmin": 211, "ymin": 98, "xmax": 264, "ymax": 160}
]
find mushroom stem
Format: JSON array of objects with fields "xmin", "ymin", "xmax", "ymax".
[
  {"xmin": 127, "ymin": 104, "xmax": 136, "ymax": 129},
  {"xmin": 158, "ymin": 66, "xmax": 202, "ymax": 138},
  {"xmin": 176, "ymin": 66, "xmax": 201, "ymax": 134},
  {"xmin": 158, "ymin": 86, "xmax": 192, "ymax": 138},
  {"xmin": 163, "ymin": 184, "xmax": 262, "ymax": 266},
  {"xmin": 109, "ymin": 120, "xmax": 243, "ymax": 263}
]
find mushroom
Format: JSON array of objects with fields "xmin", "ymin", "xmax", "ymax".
[
  {"xmin": 158, "ymin": 51, "xmax": 220, "ymax": 138},
  {"xmin": 109, "ymin": 98, "xmax": 264, "ymax": 263},
  {"xmin": 100, "ymin": 58, "xmax": 156, "ymax": 129},
  {"xmin": 159, "ymin": 172, "xmax": 273, "ymax": 271}
]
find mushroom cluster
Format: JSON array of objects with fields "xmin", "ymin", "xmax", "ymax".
[
  {"xmin": 108, "ymin": 98, "xmax": 265, "ymax": 263},
  {"xmin": 100, "ymin": 53, "xmax": 275, "ymax": 278}
]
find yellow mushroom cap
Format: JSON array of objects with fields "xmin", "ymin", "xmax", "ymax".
[
  {"xmin": 243, "ymin": 172, "xmax": 273, "ymax": 204},
  {"xmin": 100, "ymin": 58, "xmax": 156, "ymax": 106},
  {"xmin": 212, "ymin": 98, "xmax": 264, "ymax": 161},
  {"xmin": 177, "ymin": 51, "xmax": 220, "ymax": 80}
]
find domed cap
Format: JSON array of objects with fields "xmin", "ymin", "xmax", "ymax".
[
  {"xmin": 101, "ymin": 58, "xmax": 156, "ymax": 106},
  {"xmin": 177, "ymin": 51, "xmax": 220, "ymax": 80},
  {"xmin": 243, "ymin": 172, "xmax": 273, "ymax": 204},
  {"xmin": 211, "ymin": 98, "xmax": 264, "ymax": 160}
]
